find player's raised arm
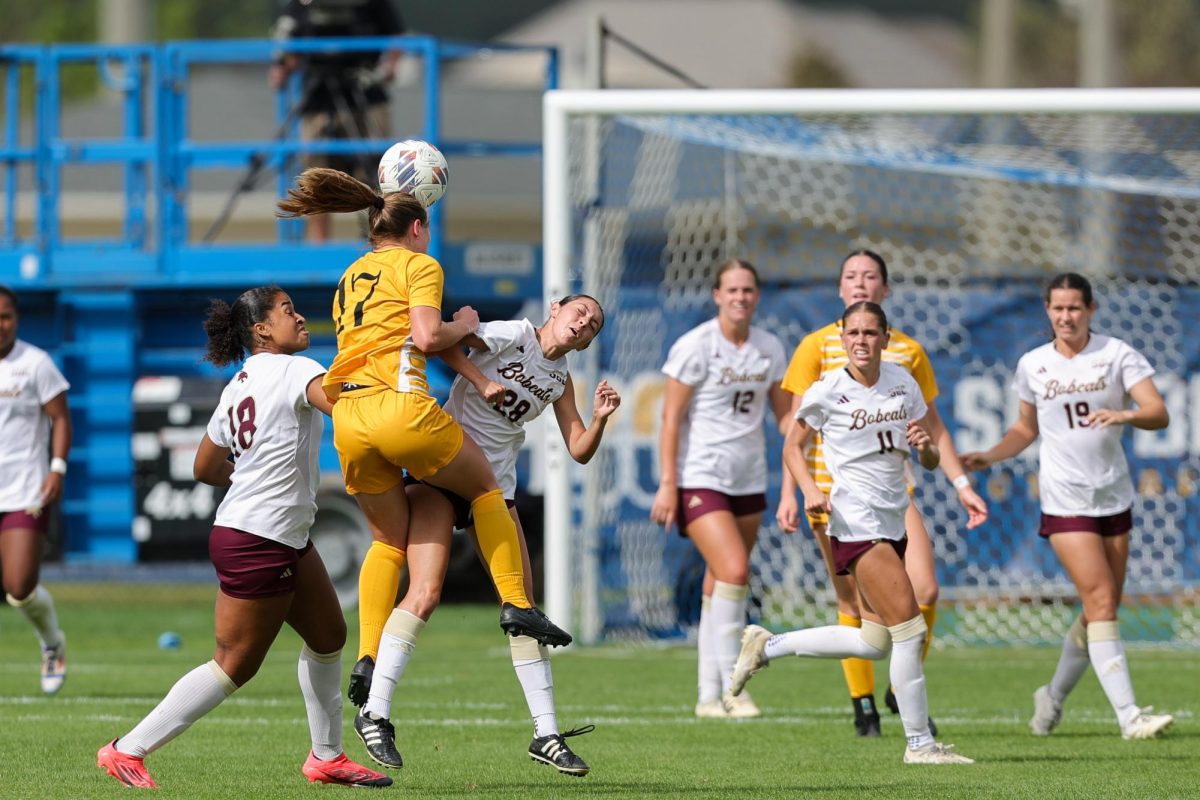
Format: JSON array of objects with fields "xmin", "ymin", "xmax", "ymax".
[
  {"xmin": 961, "ymin": 400, "xmax": 1038, "ymax": 471},
  {"xmin": 553, "ymin": 376, "xmax": 620, "ymax": 464}
]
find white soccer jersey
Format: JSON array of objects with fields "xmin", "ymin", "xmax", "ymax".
[
  {"xmin": 662, "ymin": 319, "xmax": 788, "ymax": 495},
  {"xmin": 797, "ymin": 363, "xmax": 928, "ymax": 543},
  {"xmin": 206, "ymin": 352, "xmax": 327, "ymax": 548},
  {"xmin": 445, "ymin": 319, "xmax": 568, "ymax": 498},
  {"xmin": 1013, "ymin": 334, "xmax": 1155, "ymax": 517},
  {"xmin": 0, "ymin": 340, "xmax": 70, "ymax": 512}
]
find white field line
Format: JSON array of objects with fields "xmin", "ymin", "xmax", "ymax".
[{"xmin": 5, "ymin": 695, "xmax": 1191, "ymax": 727}]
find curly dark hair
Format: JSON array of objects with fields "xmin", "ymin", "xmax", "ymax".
[{"xmin": 202, "ymin": 286, "xmax": 282, "ymax": 367}]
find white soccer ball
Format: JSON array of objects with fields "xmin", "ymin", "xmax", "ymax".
[{"xmin": 377, "ymin": 139, "xmax": 448, "ymax": 208}]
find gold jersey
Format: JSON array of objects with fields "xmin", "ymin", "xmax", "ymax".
[
  {"xmin": 782, "ymin": 320, "xmax": 939, "ymax": 493},
  {"xmin": 323, "ymin": 247, "xmax": 443, "ymax": 402}
]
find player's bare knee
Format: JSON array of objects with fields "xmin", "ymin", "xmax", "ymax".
[
  {"xmin": 711, "ymin": 564, "xmax": 750, "ymax": 586},
  {"xmin": 214, "ymin": 647, "xmax": 265, "ymax": 687},
  {"xmin": 1080, "ymin": 590, "xmax": 1118, "ymax": 621},
  {"xmin": 405, "ymin": 583, "xmax": 443, "ymax": 620},
  {"xmin": 305, "ymin": 617, "xmax": 347, "ymax": 654},
  {"xmin": 913, "ymin": 582, "xmax": 939, "ymax": 606},
  {"xmin": 3, "ymin": 581, "xmax": 36, "ymax": 605}
]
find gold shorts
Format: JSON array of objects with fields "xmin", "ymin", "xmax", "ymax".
[{"xmin": 332, "ymin": 390, "xmax": 464, "ymax": 495}]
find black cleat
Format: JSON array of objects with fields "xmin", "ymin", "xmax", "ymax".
[
  {"xmin": 853, "ymin": 695, "xmax": 882, "ymax": 738},
  {"xmin": 885, "ymin": 685, "xmax": 938, "ymax": 736},
  {"xmin": 529, "ymin": 725, "xmax": 594, "ymax": 776},
  {"xmin": 348, "ymin": 655, "xmax": 375, "ymax": 708},
  {"xmin": 354, "ymin": 710, "xmax": 403, "ymax": 769},
  {"xmin": 499, "ymin": 603, "xmax": 573, "ymax": 647}
]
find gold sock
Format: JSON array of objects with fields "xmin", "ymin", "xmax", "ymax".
[
  {"xmin": 837, "ymin": 612, "xmax": 875, "ymax": 699},
  {"xmin": 919, "ymin": 603, "xmax": 938, "ymax": 662},
  {"xmin": 357, "ymin": 541, "xmax": 406, "ymax": 661},
  {"xmin": 471, "ymin": 489, "xmax": 530, "ymax": 608}
]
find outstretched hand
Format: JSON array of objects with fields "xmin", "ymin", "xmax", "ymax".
[
  {"xmin": 593, "ymin": 380, "xmax": 621, "ymax": 420},
  {"xmin": 957, "ymin": 485, "xmax": 989, "ymax": 530},
  {"xmin": 776, "ymin": 493, "xmax": 801, "ymax": 533}
]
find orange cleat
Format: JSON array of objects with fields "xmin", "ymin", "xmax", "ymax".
[
  {"xmin": 97, "ymin": 739, "xmax": 157, "ymax": 789},
  {"xmin": 302, "ymin": 751, "xmax": 393, "ymax": 788}
]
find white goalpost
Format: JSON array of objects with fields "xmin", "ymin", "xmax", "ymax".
[{"xmin": 543, "ymin": 88, "xmax": 1200, "ymax": 647}]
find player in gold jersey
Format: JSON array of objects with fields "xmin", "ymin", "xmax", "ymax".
[
  {"xmin": 778, "ymin": 249, "xmax": 987, "ymax": 737},
  {"xmin": 276, "ymin": 169, "xmax": 571, "ymax": 733}
]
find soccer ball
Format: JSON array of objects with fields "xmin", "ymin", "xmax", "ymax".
[{"xmin": 377, "ymin": 139, "xmax": 448, "ymax": 208}]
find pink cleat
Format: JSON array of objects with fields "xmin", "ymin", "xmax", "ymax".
[
  {"xmin": 97, "ymin": 739, "xmax": 157, "ymax": 789},
  {"xmin": 302, "ymin": 751, "xmax": 393, "ymax": 788}
]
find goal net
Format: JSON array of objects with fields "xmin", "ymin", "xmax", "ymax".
[{"xmin": 542, "ymin": 89, "xmax": 1200, "ymax": 648}]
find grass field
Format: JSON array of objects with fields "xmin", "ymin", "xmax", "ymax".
[{"xmin": 2, "ymin": 583, "xmax": 1196, "ymax": 799}]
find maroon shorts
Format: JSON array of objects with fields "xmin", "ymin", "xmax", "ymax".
[
  {"xmin": 402, "ymin": 475, "xmax": 515, "ymax": 531},
  {"xmin": 1039, "ymin": 508, "xmax": 1132, "ymax": 539},
  {"xmin": 676, "ymin": 488, "xmax": 767, "ymax": 535},
  {"xmin": 830, "ymin": 536, "xmax": 908, "ymax": 576},
  {"xmin": 209, "ymin": 525, "xmax": 313, "ymax": 599},
  {"xmin": 0, "ymin": 509, "xmax": 49, "ymax": 535}
]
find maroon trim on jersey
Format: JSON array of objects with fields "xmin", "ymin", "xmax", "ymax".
[
  {"xmin": 0, "ymin": 509, "xmax": 49, "ymax": 535},
  {"xmin": 1038, "ymin": 508, "xmax": 1132, "ymax": 539},
  {"xmin": 209, "ymin": 525, "xmax": 313, "ymax": 599},
  {"xmin": 829, "ymin": 536, "xmax": 908, "ymax": 576},
  {"xmin": 675, "ymin": 488, "xmax": 767, "ymax": 536}
]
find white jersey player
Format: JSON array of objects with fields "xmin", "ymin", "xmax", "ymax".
[
  {"xmin": 1011, "ymin": 335, "xmax": 1153, "ymax": 517},
  {"xmin": 351, "ymin": 295, "xmax": 618, "ymax": 777},
  {"xmin": 0, "ymin": 286, "xmax": 72, "ymax": 696},
  {"xmin": 963, "ymin": 272, "xmax": 1173, "ymax": 741},
  {"xmin": 730, "ymin": 301, "xmax": 974, "ymax": 766},
  {"xmin": 445, "ymin": 317, "xmax": 570, "ymax": 498},
  {"xmin": 660, "ymin": 316, "xmax": 788, "ymax": 497},
  {"xmin": 207, "ymin": 351, "xmax": 325, "ymax": 549},
  {"xmin": 649, "ymin": 260, "xmax": 792, "ymax": 721},
  {"xmin": 797, "ymin": 361, "xmax": 927, "ymax": 544},
  {"xmin": 99, "ymin": 288, "xmax": 390, "ymax": 790}
]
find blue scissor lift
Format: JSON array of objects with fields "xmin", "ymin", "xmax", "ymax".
[{"xmin": 0, "ymin": 37, "xmax": 555, "ymax": 564}]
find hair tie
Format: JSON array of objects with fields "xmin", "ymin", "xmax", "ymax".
[{"xmin": 372, "ymin": 195, "xmax": 385, "ymax": 210}]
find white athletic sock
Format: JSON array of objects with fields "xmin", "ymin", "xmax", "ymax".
[
  {"xmin": 1048, "ymin": 616, "xmax": 1089, "ymax": 705},
  {"xmin": 116, "ymin": 661, "xmax": 237, "ymax": 757},
  {"xmin": 710, "ymin": 581, "xmax": 748, "ymax": 694},
  {"xmin": 364, "ymin": 609, "xmax": 425, "ymax": 721},
  {"xmin": 7, "ymin": 585, "xmax": 63, "ymax": 650},
  {"xmin": 298, "ymin": 646, "xmax": 343, "ymax": 760},
  {"xmin": 763, "ymin": 622, "xmax": 890, "ymax": 661},
  {"xmin": 888, "ymin": 616, "xmax": 933, "ymax": 750},
  {"xmin": 1087, "ymin": 621, "xmax": 1139, "ymax": 727},
  {"xmin": 511, "ymin": 635, "xmax": 557, "ymax": 738},
  {"xmin": 696, "ymin": 595, "xmax": 721, "ymax": 703}
]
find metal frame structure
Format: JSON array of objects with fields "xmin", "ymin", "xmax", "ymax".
[{"xmin": 0, "ymin": 37, "xmax": 557, "ymax": 561}]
